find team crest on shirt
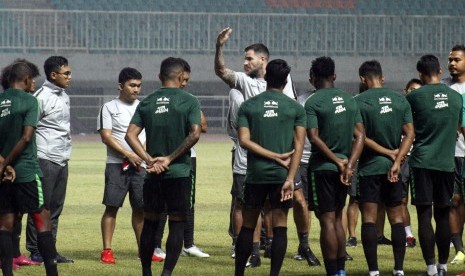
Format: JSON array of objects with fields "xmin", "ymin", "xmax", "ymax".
[
  {"xmin": 380, "ymin": 106, "xmax": 393, "ymax": 114},
  {"xmin": 0, "ymin": 99, "xmax": 11, "ymax": 108},
  {"xmin": 379, "ymin": 97, "xmax": 392, "ymax": 104},
  {"xmin": 335, "ymin": 105, "xmax": 346, "ymax": 114},
  {"xmin": 433, "ymin": 93, "xmax": 448, "ymax": 109},
  {"xmin": 156, "ymin": 97, "xmax": 170, "ymax": 104},
  {"xmin": 332, "ymin": 96, "xmax": 344, "ymax": 104},
  {"xmin": 155, "ymin": 106, "xmax": 169, "ymax": 114},
  {"xmin": 264, "ymin": 110, "xmax": 278, "ymax": 118},
  {"xmin": 264, "ymin": 100, "xmax": 278, "ymax": 108},
  {"xmin": 0, "ymin": 108, "xmax": 10, "ymax": 117}
]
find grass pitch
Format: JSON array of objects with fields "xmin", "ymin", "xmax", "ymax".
[{"xmin": 14, "ymin": 134, "xmax": 465, "ymax": 275}]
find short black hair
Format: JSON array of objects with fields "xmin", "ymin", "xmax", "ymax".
[
  {"xmin": 118, "ymin": 67, "xmax": 142, "ymax": 85},
  {"xmin": 159, "ymin": 57, "xmax": 184, "ymax": 82},
  {"xmin": 178, "ymin": 58, "xmax": 191, "ymax": 73},
  {"xmin": 265, "ymin": 59, "xmax": 290, "ymax": 89},
  {"xmin": 416, "ymin": 55, "xmax": 440, "ymax": 76},
  {"xmin": 44, "ymin": 56, "xmax": 68, "ymax": 81},
  {"xmin": 359, "ymin": 60, "xmax": 382, "ymax": 79},
  {"xmin": 451, "ymin": 44, "xmax": 465, "ymax": 53},
  {"xmin": 7, "ymin": 62, "xmax": 32, "ymax": 85},
  {"xmin": 244, "ymin": 43, "xmax": 269, "ymax": 60},
  {"xmin": 310, "ymin": 56, "xmax": 335, "ymax": 80},
  {"xmin": 1, "ymin": 59, "xmax": 40, "ymax": 90},
  {"xmin": 405, "ymin": 78, "xmax": 423, "ymax": 90}
]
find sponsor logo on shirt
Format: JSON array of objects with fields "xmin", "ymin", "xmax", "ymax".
[
  {"xmin": 264, "ymin": 100, "xmax": 278, "ymax": 108},
  {"xmin": 434, "ymin": 93, "xmax": 448, "ymax": 100},
  {"xmin": 0, "ymin": 99, "xmax": 11, "ymax": 108},
  {"xmin": 380, "ymin": 105, "xmax": 393, "ymax": 114},
  {"xmin": 0, "ymin": 108, "xmax": 10, "ymax": 117},
  {"xmin": 335, "ymin": 105, "xmax": 346, "ymax": 114},
  {"xmin": 379, "ymin": 97, "xmax": 391, "ymax": 104},
  {"xmin": 155, "ymin": 106, "xmax": 169, "ymax": 114},
  {"xmin": 332, "ymin": 96, "xmax": 344, "ymax": 104},
  {"xmin": 156, "ymin": 97, "xmax": 170, "ymax": 104},
  {"xmin": 264, "ymin": 110, "xmax": 278, "ymax": 118},
  {"xmin": 435, "ymin": 101, "xmax": 449, "ymax": 109}
]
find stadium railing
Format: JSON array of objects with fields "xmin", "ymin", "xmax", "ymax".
[{"xmin": 0, "ymin": 9, "xmax": 464, "ymax": 56}]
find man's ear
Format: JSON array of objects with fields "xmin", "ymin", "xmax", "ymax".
[{"xmin": 117, "ymin": 83, "xmax": 123, "ymax": 91}]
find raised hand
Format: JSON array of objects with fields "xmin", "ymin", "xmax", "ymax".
[{"xmin": 216, "ymin": 27, "xmax": 232, "ymax": 47}]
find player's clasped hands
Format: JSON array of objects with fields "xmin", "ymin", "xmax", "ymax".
[
  {"xmin": 146, "ymin": 156, "xmax": 170, "ymax": 174},
  {"xmin": 274, "ymin": 149, "xmax": 295, "ymax": 169}
]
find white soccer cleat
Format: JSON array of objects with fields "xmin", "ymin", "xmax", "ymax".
[{"xmin": 182, "ymin": 245, "xmax": 210, "ymax": 258}]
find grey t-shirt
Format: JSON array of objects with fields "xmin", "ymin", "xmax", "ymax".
[
  {"xmin": 297, "ymin": 91, "xmax": 313, "ymax": 164},
  {"xmin": 97, "ymin": 98, "xmax": 146, "ymax": 164},
  {"xmin": 443, "ymin": 77, "xmax": 465, "ymax": 157},
  {"xmin": 234, "ymin": 72, "xmax": 296, "ymax": 100},
  {"xmin": 228, "ymin": 89, "xmax": 247, "ymax": 175}
]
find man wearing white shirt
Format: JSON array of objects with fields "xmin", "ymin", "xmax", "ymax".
[{"xmin": 97, "ymin": 67, "xmax": 146, "ymax": 264}]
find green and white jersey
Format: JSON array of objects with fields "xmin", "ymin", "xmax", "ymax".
[
  {"xmin": 305, "ymin": 88, "xmax": 362, "ymax": 172},
  {"xmin": 130, "ymin": 87, "xmax": 201, "ymax": 179},
  {"xmin": 237, "ymin": 90, "xmax": 306, "ymax": 184},
  {"xmin": 406, "ymin": 83, "xmax": 462, "ymax": 172},
  {"xmin": 355, "ymin": 88, "xmax": 413, "ymax": 176},
  {"xmin": 0, "ymin": 88, "xmax": 42, "ymax": 183}
]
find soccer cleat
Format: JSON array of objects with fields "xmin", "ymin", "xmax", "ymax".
[
  {"xmin": 345, "ymin": 251, "xmax": 353, "ymax": 261},
  {"xmin": 182, "ymin": 245, "xmax": 210, "ymax": 258},
  {"xmin": 153, "ymin": 247, "xmax": 166, "ymax": 260},
  {"xmin": 151, "ymin": 254, "xmax": 164, "ymax": 262},
  {"xmin": 377, "ymin": 235, "xmax": 393, "ymax": 245},
  {"xmin": 245, "ymin": 254, "xmax": 261, "ymax": 268},
  {"xmin": 30, "ymin": 253, "xmax": 44, "ymax": 263},
  {"xmin": 392, "ymin": 273, "xmax": 404, "ymax": 276},
  {"xmin": 298, "ymin": 246, "xmax": 321, "ymax": 266},
  {"xmin": 406, "ymin": 236, "xmax": 416, "ymax": 247},
  {"xmin": 0, "ymin": 260, "xmax": 21, "ymax": 270},
  {"xmin": 450, "ymin": 251, "xmax": 465, "ymax": 264},
  {"xmin": 456, "ymin": 272, "xmax": 465, "ymax": 276},
  {"xmin": 336, "ymin": 269, "xmax": 346, "ymax": 276},
  {"xmin": 55, "ymin": 253, "xmax": 74, "ymax": 263},
  {"xmin": 437, "ymin": 268, "xmax": 446, "ymax": 276},
  {"xmin": 346, "ymin": 236, "xmax": 357, "ymax": 247},
  {"xmin": 13, "ymin": 255, "xmax": 41, "ymax": 266},
  {"xmin": 100, "ymin": 249, "xmax": 115, "ymax": 264}
]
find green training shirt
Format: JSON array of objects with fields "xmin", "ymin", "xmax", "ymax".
[
  {"xmin": 0, "ymin": 88, "xmax": 42, "ymax": 183},
  {"xmin": 237, "ymin": 90, "xmax": 306, "ymax": 184},
  {"xmin": 130, "ymin": 87, "xmax": 201, "ymax": 179},
  {"xmin": 355, "ymin": 88, "xmax": 413, "ymax": 176},
  {"xmin": 406, "ymin": 83, "xmax": 462, "ymax": 172},
  {"xmin": 305, "ymin": 88, "xmax": 362, "ymax": 172}
]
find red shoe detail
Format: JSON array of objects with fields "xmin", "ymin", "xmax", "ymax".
[{"xmin": 101, "ymin": 249, "xmax": 115, "ymax": 264}]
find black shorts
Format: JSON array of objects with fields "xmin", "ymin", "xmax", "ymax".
[
  {"xmin": 102, "ymin": 163, "xmax": 144, "ymax": 208},
  {"xmin": 308, "ymin": 170, "xmax": 347, "ymax": 214},
  {"xmin": 454, "ymin": 157, "xmax": 464, "ymax": 196},
  {"xmin": 411, "ymin": 168, "xmax": 454, "ymax": 207},
  {"xmin": 0, "ymin": 176, "xmax": 44, "ymax": 214},
  {"xmin": 143, "ymin": 176, "xmax": 193, "ymax": 215},
  {"xmin": 401, "ymin": 157, "xmax": 411, "ymax": 198},
  {"xmin": 293, "ymin": 162, "xmax": 309, "ymax": 199},
  {"xmin": 231, "ymin": 173, "xmax": 245, "ymax": 200},
  {"xmin": 358, "ymin": 175, "xmax": 402, "ymax": 207},
  {"xmin": 243, "ymin": 183, "xmax": 293, "ymax": 210}
]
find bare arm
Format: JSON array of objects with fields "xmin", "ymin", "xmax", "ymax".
[
  {"xmin": 0, "ymin": 126, "xmax": 35, "ymax": 178},
  {"xmin": 214, "ymin": 27, "xmax": 237, "ymax": 88},
  {"xmin": 343, "ymin": 123, "xmax": 365, "ymax": 184},
  {"xmin": 125, "ymin": 124, "xmax": 154, "ymax": 166},
  {"xmin": 239, "ymin": 127, "xmax": 294, "ymax": 168},
  {"xmin": 280, "ymin": 126, "xmax": 306, "ymax": 202},
  {"xmin": 149, "ymin": 124, "xmax": 202, "ymax": 174},
  {"xmin": 389, "ymin": 123, "xmax": 415, "ymax": 182},
  {"xmin": 365, "ymin": 137, "xmax": 398, "ymax": 161},
  {"xmin": 200, "ymin": 111, "xmax": 208, "ymax": 133},
  {"xmin": 99, "ymin": 129, "xmax": 143, "ymax": 167},
  {"xmin": 307, "ymin": 128, "xmax": 348, "ymax": 173}
]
